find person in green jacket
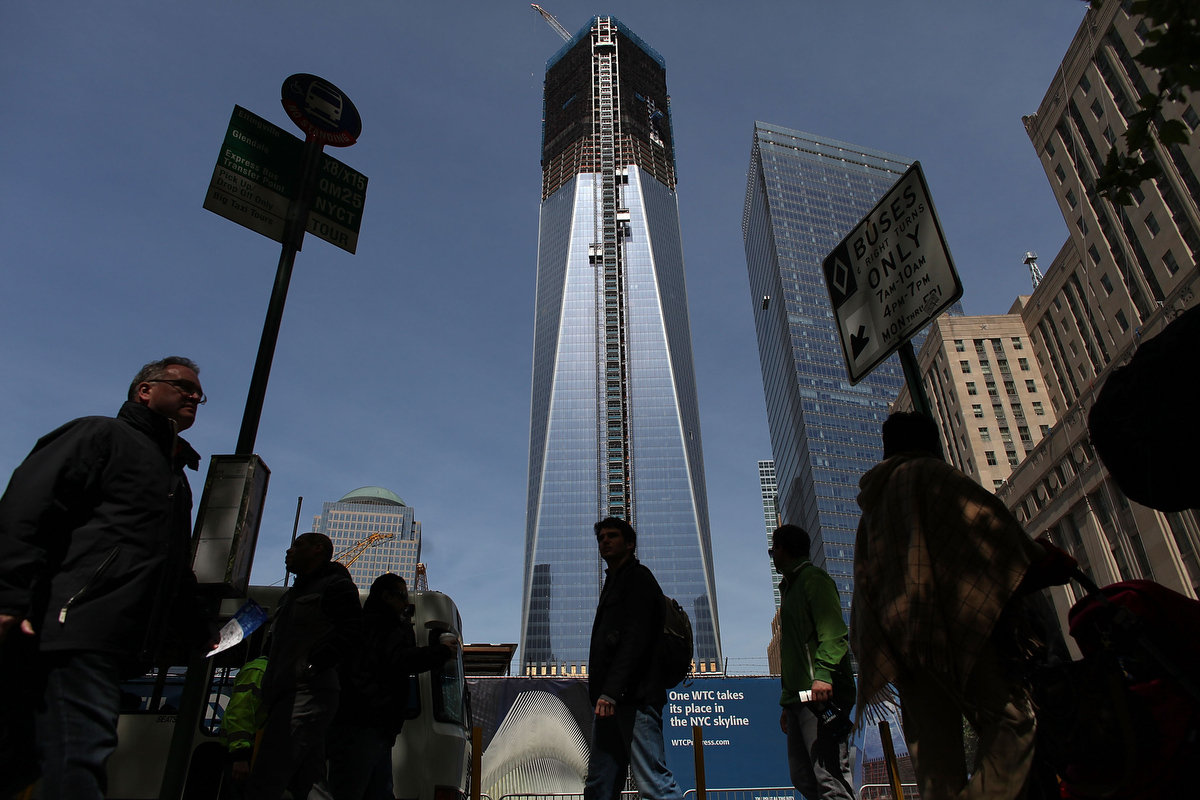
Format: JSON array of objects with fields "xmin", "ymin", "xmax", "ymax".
[
  {"xmin": 220, "ymin": 656, "xmax": 269, "ymax": 791},
  {"xmin": 772, "ymin": 524, "xmax": 856, "ymax": 800}
]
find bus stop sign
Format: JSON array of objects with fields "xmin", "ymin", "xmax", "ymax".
[
  {"xmin": 822, "ymin": 161, "xmax": 963, "ymax": 384},
  {"xmin": 281, "ymin": 73, "xmax": 362, "ymax": 147}
]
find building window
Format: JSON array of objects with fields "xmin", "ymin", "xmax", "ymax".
[
  {"xmin": 1163, "ymin": 250, "xmax": 1179, "ymax": 275},
  {"xmin": 1103, "ymin": 125, "xmax": 1116, "ymax": 146},
  {"xmin": 1115, "ymin": 309, "xmax": 1130, "ymax": 332},
  {"xmin": 943, "ymin": 367, "xmax": 951, "ymax": 381},
  {"xmin": 1134, "ymin": 20, "xmax": 1150, "ymax": 43},
  {"xmin": 960, "ymin": 360, "xmax": 971, "ymax": 373},
  {"xmin": 1100, "ymin": 273, "xmax": 1114, "ymax": 294},
  {"xmin": 1012, "ymin": 337, "xmax": 1022, "ymax": 350},
  {"xmin": 1065, "ymin": 189, "xmax": 1077, "ymax": 209},
  {"xmin": 1069, "ymin": 340, "xmax": 1079, "ymax": 357},
  {"xmin": 986, "ymin": 451, "xmax": 998, "ymax": 466},
  {"xmin": 997, "ymin": 359, "xmax": 1010, "ymax": 373},
  {"xmin": 1090, "ymin": 98, "xmax": 1104, "ymax": 119},
  {"xmin": 1000, "ymin": 426, "xmax": 1012, "ymax": 443},
  {"xmin": 1079, "ymin": 74, "xmax": 1092, "ymax": 94},
  {"xmin": 981, "ymin": 360, "xmax": 992, "ymax": 375},
  {"xmin": 1131, "ymin": 184, "xmax": 1145, "ymax": 206},
  {"xmin": 1076, "ymin": 216, "xmax": 1089, "ymax": 236},
  {"xmin": 966, "ymin": 381, "xmax": 977, "ymax": 395},
  {"xmin": 974, "ymin": 339, "xmax": 986, "ymax": 353},
  {"xmin": 961, "ymin": 433, "xmax": 968, "ymax": 449},
  {"xmin": 1033, "ymin": 401, "xmax": 1045, "ymax": 416},
  {"xmin": 1019, "ymin": 425, "xmax": 1033, "ymax": 443},
  {"xmin": 1026, "ymin": 379, "xmax": 1037, "ymax": 392},
  {"xmin": 954, "ymin": 339, "xmax": 965, "ymax": 352},
  {"xmin": 1013, "ymin": 404, "xmax": 1025, "ymax": 419},
  {"xmin": 1054, "ymin": 164, "xmax": 1066, "ymax": 182},
  {"xmin": 973, "ymin": 404, "xmax": 984, "ymax": 418},
  {"xmin": 1045, "ymin": 139, "xmax": 1056, "ymax": 158},
  {"xmin": 979, "ymin": 427, "xmax": 991, "ymax": 441},
  {"xmin": 1008, "ymin": 451, "xmax": 1020, "ymax": 467},
  {"xmin": 1145, "ymin": 212, "xmax": 1160, "ymax": 237},
  {"xmin": 994, "ymin": 479, "xmax": 1005, "ymax": 489},
  {"xmin": 1087, "ymin": 244, "xmax": 1102, "ymax": 265},
  {"xmin": 1018, "ymin": 357, "xmax": 1030, "ymax": 371},
  {"xmin": 1184, "ymin": 105, "xmax": 1200, "ymax": 132},
  {"xmin": 987, "ymin": 381, "xmax": 999, "ymax": 397},
  {"xmin": 993, "ymin": 402, "xmax": 1005, "ymax": 417}
]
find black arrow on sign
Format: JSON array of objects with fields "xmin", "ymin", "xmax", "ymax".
[{"xmin": 850, "ymin": 325, "xmax": 870, "ymax": 358}]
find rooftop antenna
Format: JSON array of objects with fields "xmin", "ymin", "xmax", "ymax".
[
  {"xmin": 1024, "ymin": 251, "xmax": 1043, "ymax": 289},
  {"xmin": 531, "ymin": 4, "xmax": 572, "ymax": 41}
]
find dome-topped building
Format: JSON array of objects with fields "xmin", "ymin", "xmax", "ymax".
[
  {"xmin": 312, "ymin": 486, "xmax": 421, "ymax": 588},
  {"xmin": 339, "ymin": 486, "xmax": 406, "ymax": 507}
]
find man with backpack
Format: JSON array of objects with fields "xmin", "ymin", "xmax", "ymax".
[
  {"xmin": 584, "ymin": 517, "xmax": 684, "ymax": 800},
  {"xmin": 772, "ymin": 524, "xmax": 856, "ymax": 800}
]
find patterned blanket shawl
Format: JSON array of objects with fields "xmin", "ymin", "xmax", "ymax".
[{"xmin": 849, "ymin": 453, "xmax": 1040, "ymax": 723}]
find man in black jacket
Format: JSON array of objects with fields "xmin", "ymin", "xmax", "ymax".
[
  {"xmin": 246, "ymin": 532, "xmax": 363, "ymax": 800},
  {"xmin": 585, "ymin": 518, "xmax": 683, "ymax": 800},
  {"xmin": 326, "ymin": 572, "xmax": 457, "ymax": 800},
  {"xmin": 0, "ymin": 356, "xmax": 213, "ymax": 800}
]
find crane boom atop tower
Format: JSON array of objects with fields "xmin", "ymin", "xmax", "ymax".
[{"xmin": 531, "ymin": 4, "xmax": 572, "ymax": 41}]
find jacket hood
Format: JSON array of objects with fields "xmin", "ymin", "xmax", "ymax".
[{"xmin": 117, "ymin": 401, "xmax": 200, "ymax": 470}]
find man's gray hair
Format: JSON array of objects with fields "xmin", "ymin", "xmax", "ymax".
[{"xmin": 128, "ymin": 357, "xmax": 201, "ymax": 401}]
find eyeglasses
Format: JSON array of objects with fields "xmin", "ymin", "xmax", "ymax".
[{"xmin": 146, "ymin": 379, "xmax": 207, "ymax": 404}]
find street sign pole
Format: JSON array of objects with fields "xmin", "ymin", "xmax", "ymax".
[
  {"xmin": 898, "ymin": 339, "xmax": 934, "ymax": 420},
  {"xmin": 235, "ymin": 136, "xmax": 323, "ymax": 454}
]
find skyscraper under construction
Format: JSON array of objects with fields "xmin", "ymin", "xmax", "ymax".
[{"xmin": 520, "ymin": 16, "xmax": 721, "ymax": 674}]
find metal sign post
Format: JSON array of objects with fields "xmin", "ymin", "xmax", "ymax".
[
  {"xmin": 161, "ymin": 76, "xmax": 365, "ymax": 800},
  {"xmin": 821, "ymin": 161, "xmax": 962, "ymax": 416}
]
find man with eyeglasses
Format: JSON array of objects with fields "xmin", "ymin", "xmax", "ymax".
[{"xmin": 0, "ymin": 356, "xmax": 215, "ymax": 800}]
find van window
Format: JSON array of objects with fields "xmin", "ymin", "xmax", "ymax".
[
  {"xmin": 428, "ymin": 629, "xmax": 466, "ymax": 726},
  {"xmin": 406, "ymin": 675, "xmax": 420, "ymax": 719}
]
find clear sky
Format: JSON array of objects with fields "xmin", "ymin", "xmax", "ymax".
[{"xmin": 1, "ymin": 1, "xmax": 1086, "ymax": 666}]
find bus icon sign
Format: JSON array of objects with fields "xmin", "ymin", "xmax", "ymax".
[{"xmin": 281, "ymin": 73, "xmax": 362, "ymax": 147}]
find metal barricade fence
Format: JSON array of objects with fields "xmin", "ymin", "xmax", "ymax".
[
  {"xmin": 682, "ymin": 788, "xmax": 799, "ymax": 800},
  {"xmin": 499, "ymin": 793, "xmax": 639, "ymax": 800},
  {"xmin": 856, "ymin": 782, "xmax": 919, "ymax": 799}
]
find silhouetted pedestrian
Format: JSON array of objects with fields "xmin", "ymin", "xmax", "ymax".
[
  {"xmin": 245, "ymin": 533, "xmax": 362, "ymax": 800},
  {"xmin": 0, "ymin": 357, "xmax": 214, "ymax": 799},
  {"xmin": 326, "ymin": 573, "xmax": 457, "ymax": 800},
  {"xmin": 850, "ymin": 412, "xmax": 1075, "ymax": 800},
  {"xmin": 584, "ymin": 517, "xmax": 683, "ymax": 800}
]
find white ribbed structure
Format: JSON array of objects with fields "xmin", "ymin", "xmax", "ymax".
[{"xmin": 481, "ymin": 691, "xmax": 590, "ymax": 797}]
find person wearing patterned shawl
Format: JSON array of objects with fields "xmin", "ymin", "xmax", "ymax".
[{"xmin": 850, "ymin": 412, "xmax": 1075, "ymax": 800}]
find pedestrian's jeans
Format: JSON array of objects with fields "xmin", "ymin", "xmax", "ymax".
[
  {"xmin": 584, "ymin": 703, "xmax": 683, "ymax": 800},
  {"xmin": 325, "ymin": 721, "xmax": 394, "ymax": 800},
  {"xmin": 13, "ymin": 650, "xmax": 124, "ymax": 800},
  {"xmin": 784, "ymin": 703, "xmax": 855, "ymax": 800}
]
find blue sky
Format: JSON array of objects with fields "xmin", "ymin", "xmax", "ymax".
[{"xmin": 1, "ymin": 1, "xmax": 1086, "ymax": 665}]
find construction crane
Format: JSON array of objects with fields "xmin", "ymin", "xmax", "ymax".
[
  {"xmin": 334, "ymin": 530, "xmax": 395, "ymax": 569},
  {"xmin": 531, "ymin": 4, "xmax": 572, "ymax": 41},
  {"xmin": 414, "ymin": 562, "xmax": 429, "ymax": 593}
]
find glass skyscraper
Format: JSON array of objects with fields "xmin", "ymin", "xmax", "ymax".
[
  {"xmin": 743, "ymin": 122, "xmax": 961, "ymax": 618},
  {"xmin": 521, "ymin": 17, "xmax": 720, "ymax": 675}
]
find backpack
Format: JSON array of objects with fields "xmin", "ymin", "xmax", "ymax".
[{"xmin": 660, "ymin": 595, "xmax": 693, "ymax": 689}]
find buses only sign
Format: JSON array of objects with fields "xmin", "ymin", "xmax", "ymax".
[{"xmin": 822, "ymin": 161, "xmax": 963, "ymax": 384}]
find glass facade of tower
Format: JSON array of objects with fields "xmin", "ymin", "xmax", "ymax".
[
  {"xmin": 521, "ymin": 17, "xmax": 720, "ymax": 674},
  {"xmin": 758, "ymin": 460, "xmax": 782, "ymax": 609},
  {"xmin": 743, "ymin": 123, "xmax": 921, "ymax": 618}
]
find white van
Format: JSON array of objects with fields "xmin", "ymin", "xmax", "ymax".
[{"xmin": 105, "ymin": 586, "xmax": 470, "ymax": 800}]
